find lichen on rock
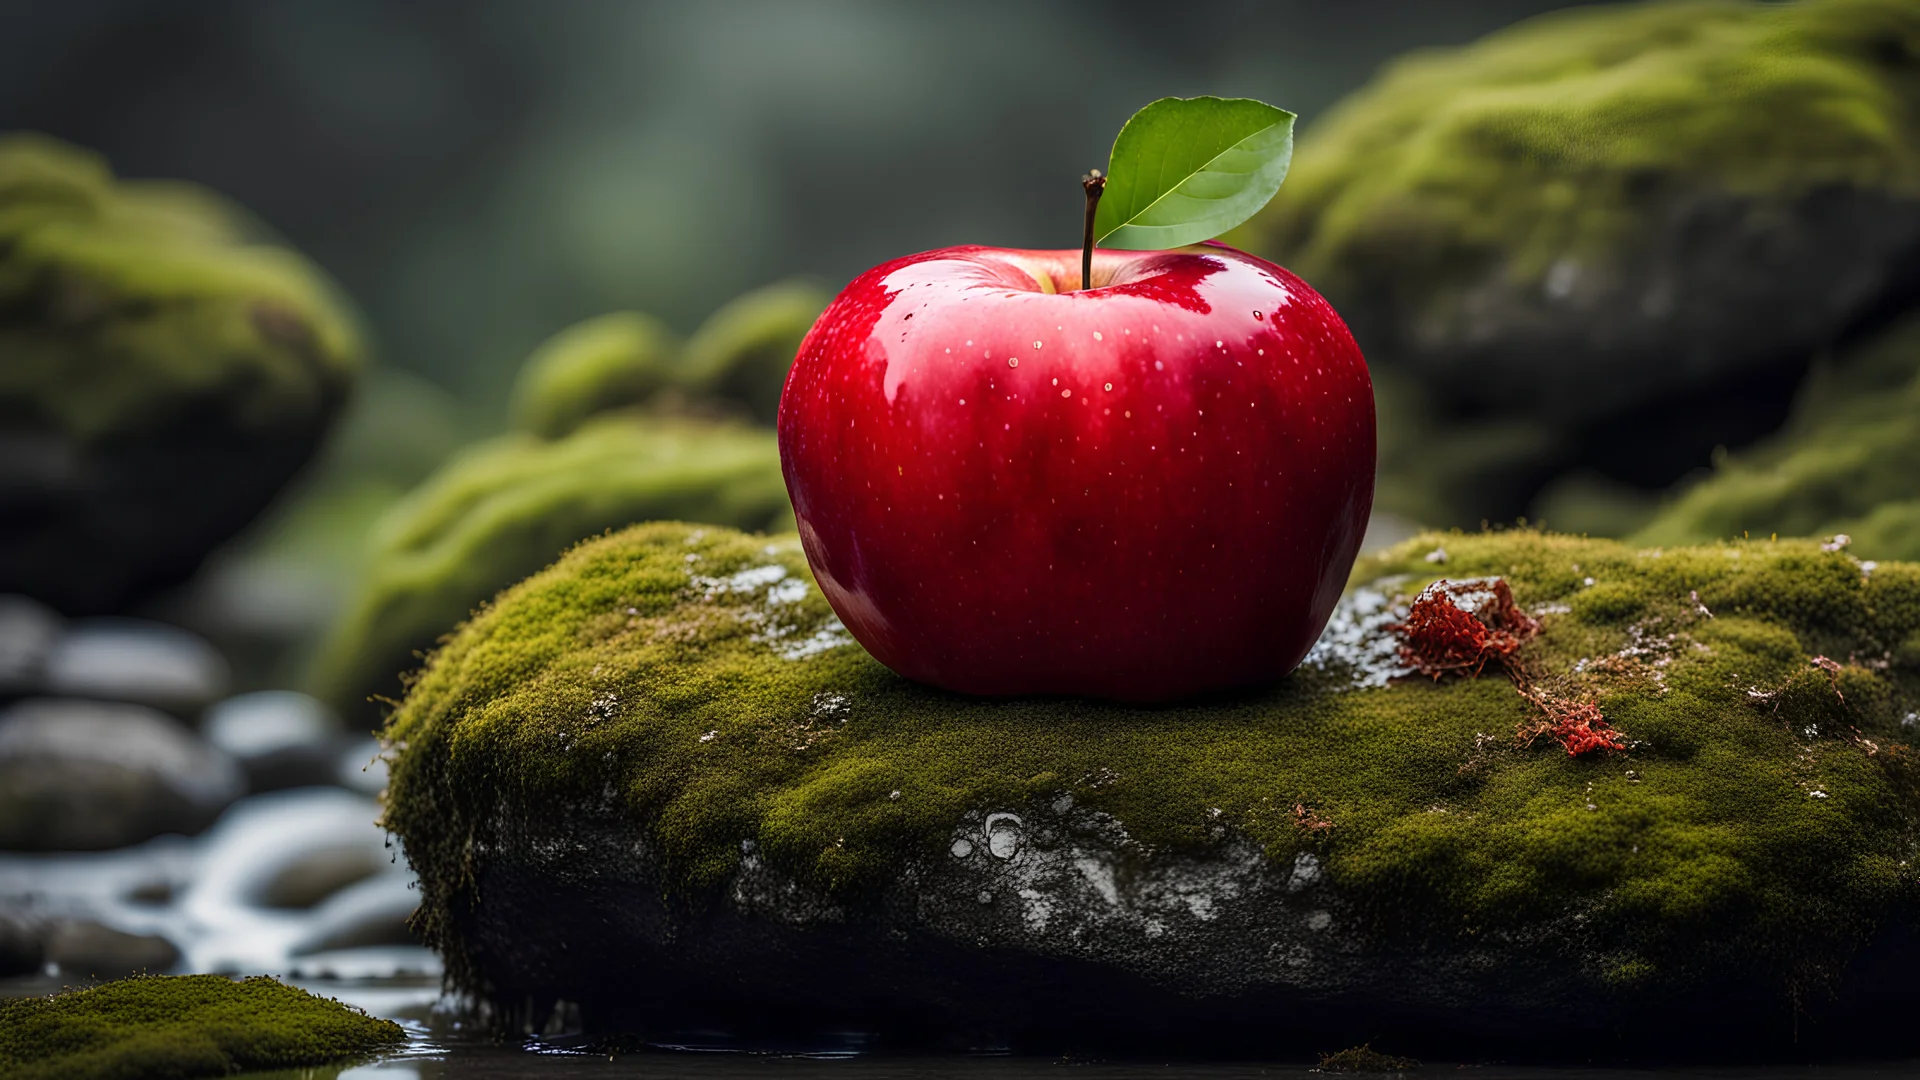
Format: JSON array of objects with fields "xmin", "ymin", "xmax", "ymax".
[
  {"xmin": 1233, "ymin": 0, "xmax": 1920, "ymax": 529},
  {"xmin": 0, "ymin": 974, "xmax": 404, "ymax": 1080},
  {"xmin": 310, "ymin": 418, "xmax": 790, "ymax": 724},
  {"xmin": 1635, "ymin": 313, "xmax": 1920, "ymax": 562},
  {"xmin": 382, "ymin": 522, "xmax": 1920, "ymax": 1055},
  {"xmin": 0, "ymin": 134, "xmax": 366, "ymax": 612}
]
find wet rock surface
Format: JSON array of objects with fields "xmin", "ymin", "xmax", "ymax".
[
  {"xmin": 0, "ymin": 699, "xmax": 243, "ymax": 851},
  {"xmin": 385, "ymin": 523, "xmax": 1920, "ymax": 1059}
]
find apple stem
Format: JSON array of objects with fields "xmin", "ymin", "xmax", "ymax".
[{"xmin": 1081, "ymin": 169, "xmax": 1105, "ymax": 292}]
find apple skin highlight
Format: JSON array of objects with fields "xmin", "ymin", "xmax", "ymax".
[{"xmin": 778, "ymin": 243, "xmax": 1374, "ymax": 703}]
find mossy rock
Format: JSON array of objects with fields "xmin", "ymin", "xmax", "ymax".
[
  {"xmin": 0, "ymin": 974, "xmax": 404, "ymax": 1080},
  {"xmin": 1232, "ymin": 0, "xmax": 1920, "ymax": 529},
  {"xmin": 383, "ymin": 522, "xmax": 1920, "ymax": 1057},
  {"xmin": 1635, "ymin": 313, "xmax": 1920, "ymax": 561},
  {"xmin": 680, "ymin": 280, "xmax": 830, "ymax": 424},
  {"xmin": 311, "ymin": 417, "xmax": 790, "ymax": 725},
  {"xmin": 508, "ymin": 311, "xmax": 679, "ymax": 440},
  {"xmin": 0, "ymin": 133, "xmax": 364, "ymax": 613}
]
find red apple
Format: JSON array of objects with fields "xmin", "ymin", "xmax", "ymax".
[{"xmin": 777, "ymin": 242, "xmax": 1373, "ymax": 703}]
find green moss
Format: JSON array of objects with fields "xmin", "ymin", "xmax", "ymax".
[
  {"xmin": 0, "ymin": 974, "xmax": 404, "ymax": 1080},
  {"xmin": 310, "ymin": 416, "xmax": 791, "ymax": 723},
  {"xmin": 1232, "ymin": 0, "xmax": 1920, "ymax": 299},
  {"xmin": 1636, "ymin": 315, "xmax": 1920, "ymax": 561},
  {"xmin": 0, "ymin": 133, "xmax": 363, "ymax": 442},
  {"xmin": 680, "ymin": 280, "xmax": 829, "ymax": 424},
  {"xmin": 509, "ymin": 311, "xmax": 680, "ymax": 440},
  {"xmin": 384, "ymin": 524, "xmax": 1920, "ymax": 1006}
]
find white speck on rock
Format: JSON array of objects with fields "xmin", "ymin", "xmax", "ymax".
[
  {"xmin": 1305, "ymin": 910, "xmax": 1333, "ymax": 932},
  {"xmin": 986, "ymin": 813, "xmax": 1024, "ymax": 860},
  {"xmin": 950, "ymin": 838, "xmax": 974, "ymax": 859},
  {"xmin": 1286, "ymin": 852, "xmax": 1321, "ymax": 893}
]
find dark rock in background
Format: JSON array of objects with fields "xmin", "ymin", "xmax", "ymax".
[
  {"xmin": 0, "ymin": 135, "xmax": 364, "ymax": 615},
  {"xmin": 42, "ymin": 919, "xmax": 179, "ymax": 979},
  {"xmin": 1234, "ymin": 0, "xmax": 1920, "ymax": 531},
  {"xmin": 0, "ymin": 596, "xmax": 59, "ymax": 698},
  {"xmin": 202, "ymin": 690, "xmax": 346, "ymax": 793},
  {"xmin": 0, "ymin": 699, "xmax": 243, "ymax": 851}
]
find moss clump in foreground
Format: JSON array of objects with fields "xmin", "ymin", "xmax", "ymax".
[
  {"xmin": 385, "ymin": 522, "xmax": 1920, "ymax": 1013},
  {"xmin": 0, "ymin": 133, "xmax": 366, "ymax": 611},
  {"xmin": 1635, "ymin": 314, "xmax": 1920, "ymax": 562},
  {"xmin": 0, "ymin": 974, "xmax": 404, "ymax": 1080},
  {"xmin": 310, "ymin": 417, "xmax": 791, "ymax": 724}
]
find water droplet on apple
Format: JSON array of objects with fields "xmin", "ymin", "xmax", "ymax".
[{"xmin": 1253, "ymin": 310, "xmax": 1264, "ymax": 320}]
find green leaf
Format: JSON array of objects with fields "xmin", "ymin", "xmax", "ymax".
[{"xmin": 1093, "ymin": 96, "xmax": 1296, "ymax": 251}]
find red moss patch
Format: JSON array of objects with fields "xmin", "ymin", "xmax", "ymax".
[
  {"xmin": 1394, "ymin": 577, "xmax": 1623, "ymax": 758},
  {"xmin": 1394, "ymin": 578, "xmax": 1537, "ymax": 678}
]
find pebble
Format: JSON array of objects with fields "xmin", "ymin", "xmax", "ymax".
[
  {"xmin": 0, "ymin": 699, "xmax": 244, "ymax": 851},
  {"xmin": 203, "ymin": 690, "xmax": 345, "ymax": 793},
  {"xmin": 288, "ymin": 873, "xmax": 421, "ymax": 955},
  {"xmin": 43, "ymin": 618, "xmax": 230, "ymax": 714},
  {"xmin": 44, "ymin": 918, "xmax": 180, "ymax": 978},
  {"xmin": 0, "ymin": 594, "xmax": 61, "ymax": 695}
]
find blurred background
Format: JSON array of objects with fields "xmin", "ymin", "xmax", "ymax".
[{"xmin": 4, "ymin": 0, "xmax": 1918, "ymax": 1014}]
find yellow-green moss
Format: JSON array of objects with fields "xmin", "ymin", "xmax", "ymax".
[
  {"xmin": 509, "ymin": 312, "xmax": 680, "ymax": 440},
  {"xmin": 311, "ymin": 417, "xmax": 791, "ymax": 723},
  {"xmin": 680, "ymin": 280, "xmax": 829, "ymax": 424},
  {"xmin": 1233, "ymin": 0, "xmax": 1920, "ymax": 298},
  {"xmin": 0, "ymin": 974, "xmax": 404, "ymax": 1080},
  {"xmin": 384, "ymin": 524, "xmax": 1920, "ymax": 1004},
  {"xmin": 0, "ymin": 133, "xmax": 363, "ymax": 442},
  {"xmin": 1636, "ymin": 314, "xmax": 1920, "ymax": 560}
]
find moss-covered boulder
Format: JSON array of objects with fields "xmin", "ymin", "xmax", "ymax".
[
  {"xmin": 1233, "ymin": 0, "xmax": 1920, "ymax": 529},
  {"xmin": 509, "ymin": 311, "xmax": 680, "ymax": 440},
  {"xmin": 1634, "ymin": 313, "xmax": 1920, "ymax": 561},
  {"xmin": 679, "ymin": 280, "xmax": 830, "ymax": 424},
  {"xmin": 0, "ymin": 974, "xmax": 404, "ymax": 1080},
  {"xmin": 383, "ymin": 522, "xmax": 1920, "ymax": 1058},
  {"xmin": 311, "ymin": 418, "xmax": 790, "ymax": 724},
  {"xmin": 507, "ymin": 282, "xmax": 827, "ymax": 442},
  {"xmin": 0, "ymin": 134, "xmax": 364, "ymax": 613}
]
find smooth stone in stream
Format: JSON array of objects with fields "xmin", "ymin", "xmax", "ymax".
[
  {"xmin": 0, "ymin": 595, "xmax": 60, "ymax": 696},
  {"xmin": 43, "ymin": 619, "xmax": 230, "ymax": 714},
  {"xmin": 0, "ymin": 699, "xmax": 243, "ymax": 851},
  {"xmin": 43, "ymin": 918, "xmax": 180, "ymax": 978},
  {"xmin": 202, "ymin": 690, "xmax": 346, "ymax": 793}
]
